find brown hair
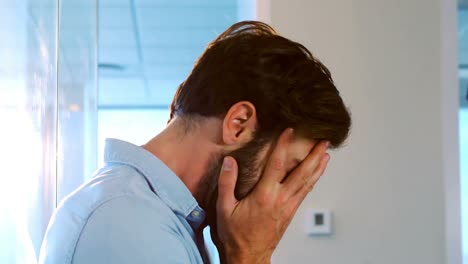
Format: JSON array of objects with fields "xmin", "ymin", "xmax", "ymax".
[{"xmin": 170, "ymin": 21, "xmax": 351, "ymax": 148}]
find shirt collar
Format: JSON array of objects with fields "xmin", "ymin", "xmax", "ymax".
[{"xmin": 103, "ymin": 138, "xmax": 205, "ymax": 228}]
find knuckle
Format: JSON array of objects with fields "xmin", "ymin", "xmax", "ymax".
[
  {"xmin": 275, "ymin": 194, "xmax": 289, "ymax": 208},
  {"xmin": 221, "ymin": 204, "xmax": 233, "ymax": 215},
  {"xmin": 270, "ymin": 157, "xmax": 285, "ymax": 171},
  {"xmin": 256, "ymin": 192, "xmax": 271, "ymax": 207},
  {"xmin": 306, "ymin": 161, "xmax": 320, "ymax": 174}
]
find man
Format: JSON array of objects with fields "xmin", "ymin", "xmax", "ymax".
[{"xmin": 39, "ymin": 21, "xmax": 351, "ymax": 264}]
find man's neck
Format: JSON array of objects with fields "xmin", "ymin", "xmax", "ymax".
[{"xmin": 142, "ymin": 117, "xmax": 221, "ymax": 206}]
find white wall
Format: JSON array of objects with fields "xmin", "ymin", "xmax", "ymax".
[{"xmin": 259, "ymin": 0, "xmax": 461, "ymax": 263}]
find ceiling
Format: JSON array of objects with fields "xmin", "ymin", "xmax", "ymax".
[
  {"xmin": 5, "ymin": 0, "xmax": 465, "ymax": 108},
  {"xmin": 459, "ymin": 8, "xmax": 468, "ymax": 108},
  {"xmin": 460, "ymin": 0, "xmax": 468, "ymax": 8},
  {"xmin": 96, "ymin": 1, "xmax": 468, "ymax": 108},
  {"xmin": 97, "ymin": 0, "xmax": 256, "ymax": 107},
  {"xmin": 460, "ymin": 8, "xmax": 468, "ymax": 66}
]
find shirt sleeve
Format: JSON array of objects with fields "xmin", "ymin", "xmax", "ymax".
[{"xmin": 72, "ymin": 196, "xmax": 193, "ymax": 264}]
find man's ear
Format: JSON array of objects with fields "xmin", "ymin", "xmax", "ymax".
[{"xmin": 222, "ymin": 101, "xmax": 257, "ymax": 146}]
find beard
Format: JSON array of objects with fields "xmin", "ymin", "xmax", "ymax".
[{"xmin": 198, "ymin": 135, "xmax": 273, "ymax": 263}]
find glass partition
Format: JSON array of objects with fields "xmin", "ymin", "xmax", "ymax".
[
  {"xmin": 0, "ymin": 0, "xmax": 257, "ymax": 262},
  {"xmin": 56, "ymin": 0, "xmax": 98, "ymax": 203},
  {"xmin": 0, "ymin": 1, "xmax": 58, "ymax": 263},
  {"xmin": 459, "ymin": 2, "xmax": 468, "ymax": 263},
  {"xmin": 0, "ymin": 0, "xmax": 98, "ymax": 263}
]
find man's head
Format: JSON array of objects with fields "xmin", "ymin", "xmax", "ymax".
[{"xmin": 169, "ymin": 21, "xmax": 351, "ymax": 205}]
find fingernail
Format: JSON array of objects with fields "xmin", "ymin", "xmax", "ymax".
[{"xmin": 223, "ymin": 157, "xmax": 233, "ymax": 171}]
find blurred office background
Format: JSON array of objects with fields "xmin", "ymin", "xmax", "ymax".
[{"xmin": 0, "ymin": 0, "xmax": 465, "ymax": 263}]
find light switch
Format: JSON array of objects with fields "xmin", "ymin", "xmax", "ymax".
[{"xmin": 305, "ymin": 209, "xmax": 332, "ymax": 236}]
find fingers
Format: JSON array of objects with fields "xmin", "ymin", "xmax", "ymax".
[
  {"xmin": 282, "ymin": 140, "xmax": 330, "ymax": 195},
  {"xmin": 291, "ymin": 153, "xmax": 330, "ymax": 206},
  {"xmin": 257, "ymin": 128, "xmax": 294, "ymax": 186},
  {"xmin": 217, "ymin": 156, "xmax": 239, "ymax": 215}
]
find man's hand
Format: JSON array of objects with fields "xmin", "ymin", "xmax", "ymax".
[{"xmin": 216, "ymin": 128, "xmax": 330, "ymax": 264}]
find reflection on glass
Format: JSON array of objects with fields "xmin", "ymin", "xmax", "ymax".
[
  {"xmin": 462, "ymin": 106, "xmax": 468, "ymax": 261},
  {"xmin": 0, "ymin": 0, "xmax": 58, "ymax": 263},
  {"xmin": 460, "ymin": 5, "xmax": 468, "ymax": 264},
  {"xmin": 56, "ymin": 0, "xmax": 98, "ymax": 203}
]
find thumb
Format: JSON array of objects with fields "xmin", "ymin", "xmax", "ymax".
[{"xmin": 217, "ymin": 156, "xmax": 239, "ymax": 214}]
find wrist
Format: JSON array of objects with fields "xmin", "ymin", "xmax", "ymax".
[
  {"xmin": 226, "ymin": 256, "xmax": 271, "ymax": 264},
  {"xmin": 225, "ymin": 248, "xmax": 272, "ymax": 264}
]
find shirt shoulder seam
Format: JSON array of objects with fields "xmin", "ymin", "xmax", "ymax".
[{"xmin": 68, "ymin": 192, "xmax": 137, "ymax": 263}]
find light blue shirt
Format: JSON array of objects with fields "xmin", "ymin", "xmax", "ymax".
[{"xmin": 39, "ymin": 139, "xmax": 209, "ymax": 264}]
